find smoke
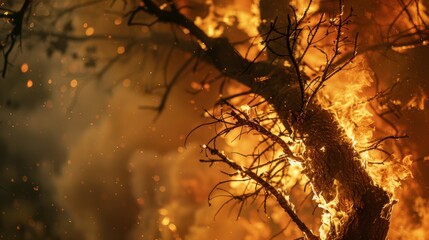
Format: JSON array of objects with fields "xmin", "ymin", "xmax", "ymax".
[
  {"xmin": 0, "ymin": 1, "xmax": 242, "ymax": 239},
  {"xmin": 53, "ymin": 82, "xmax": 216, "ymax": 239}
]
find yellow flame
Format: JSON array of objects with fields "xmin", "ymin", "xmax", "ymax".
[
  {"xmin": 193, "ymin": 0, "xmax": 226, "ymax": 38},
  {"xmin": 312, "ymin": 180, "xmax": 348, "ymax": 239},
  {"xmin": 194, "ymin": 0, "xmax": 264, "ymax": 54},
  {"xmin": 406, "ymin": 87, "xmax": 427, "ymax": 110},
  {"xmin": 317, "ymin": 58, "xmax": 412, "ymax": 194},
  {"xmin": 290, "ymin": 0, "xmax": 320, "ymax": 19}
]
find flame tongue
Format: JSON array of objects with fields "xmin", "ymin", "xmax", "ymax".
[{"xmin": 310, "ymin": 57, "xmax": 413, "ymax": 239}]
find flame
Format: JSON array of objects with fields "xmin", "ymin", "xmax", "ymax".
[
  {"xmin": 391, "ymin": 40, "xmax": 429, "ymax": 53},
  {"xmin": 194, "ymin": 0, "xmax": 261, "ymax": 38},
  {"xmin": 194, "ymin": 0, "xmax": 264, "ymax": 55},
  {"xmin": 316, "ymin": 57, "xmax": 412, "ymax": 194},
  {"xmin": 290, "ymin": 0, "xmax": 320, "ymax": 19},
  {"xmin": 389, "ymin": 196, "xmax": 429, "ymax": 239},
  {"xmin": 312, "ymin": 180, "xmax": 348, "ymax": 239},
  {"xmin": 194, "ymin": 1, "xmax": 224, "ymax": 38},
  {"xmin": 311, "ymin": 57, "xmax": 416, "ymax": 238},
  {"xmin": 405, "ymin": 86, "xmax": 427, "ymax": 110},
  {"xmin": 317, "ymin": 59, "xmax": 374, "ymax": 151}
]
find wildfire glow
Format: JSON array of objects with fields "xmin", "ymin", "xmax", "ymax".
[
  {"xmin": 311, "ymin": 57, "xmax": 417, "ymax": 238},
  {"xmin": 194, "ymin": 0, "xmax": 263, "ymax": 54},
  {"xmin": 312, "ymin": 180, "xmax": 347, "ymax": 239},
  {"xmin": 406, "ymin": 87, "xmax": 427, "ymax": 110},
  {"xmin": 317, "ymin": 58, "xmax": 412, "ymax": 191},
  {"xmin": 290, "ymin": 0, "xmax": 320, "ymax": 19}
]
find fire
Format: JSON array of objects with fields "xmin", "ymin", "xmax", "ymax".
[
  {"xmin": 193, "ymin": 1, "xmax": 224, "ymax": 38},
  {"xmin": 314, "ymin": 57, "xmax": 414, "ymax": 238},
  {"xmin": 290, "ymin": 0, "xmax": 320, "ymax": 19},
  {"xmin": 194, "ymin": 0, "xmax": 264, "ymax": 55},
  {"xmin": 312, "ymin": 180, "xmax": 347, "ymax": 239},
  {"xmin": 312, "ymin": 55, "xmax": 417, "ymax": 193},
  {"xmin": 405, "ymin": 87, "xmax": 427, "ymax": 110},
  {"xmin": 199, "ymin": 0, "xmax": 261, "ymax": 38},
  {"xmin": 317, "ymin": 59, "xmax": 375, "ymax": 156}
]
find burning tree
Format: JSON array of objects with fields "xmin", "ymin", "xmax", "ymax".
[{"xmin": 1, "ymin": 0, "xmax": 429, "ymax": 239}]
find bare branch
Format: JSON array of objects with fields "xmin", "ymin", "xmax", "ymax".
[
  {"xmin": 202, "ymin": 145, "xmax": 318, "ymax": 240},
  {"xmin": 1, "ymin": 0, "xmax": 33, "ymax": 77},
  {"xmin": 140, "ymin": 54, "xmax": 194, "ymax": 121}
]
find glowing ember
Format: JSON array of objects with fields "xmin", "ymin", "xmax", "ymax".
[
  {"xmin": 21, "ymin": 63, "xmax": 29, "ymax": 73},
  {"xmin": 122, "ymin": 79, "xmax": 131, "ymax": 88},
  {"xmin": 85, "ymin": 27, "xmax": 95, "ymax": 36},
  {"xmin": 117, "ymin": 46, "xmax": 126, "ymax": 54},
  {"xmin": 26, "ymin": 79, "xmax": 33, "ymax": 88},
  {"xmin": 70, "ymin": 79, "xmax": 78, "ymax": 88},
  {"xmin": 114, "ymin": 18, "xmax": 122, "ymax": 25}
]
